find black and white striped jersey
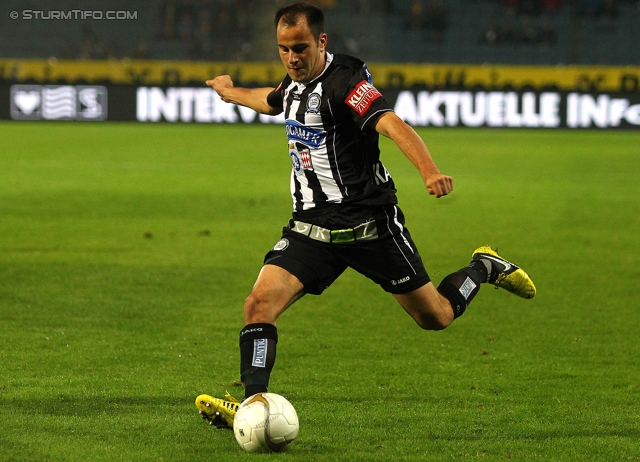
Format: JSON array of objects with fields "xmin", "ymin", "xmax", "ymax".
[{"xmin": 267, "ymin": 53, "xmax": 398, "ymax": 217}]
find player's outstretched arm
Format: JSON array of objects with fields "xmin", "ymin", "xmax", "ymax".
[
  {"xmin": 206, "ymin": 75, "xmax": 282, "ymax": 116},
  {"xmin": 374, "ymin": 112, "xmax": 453, "ymax": 198}
]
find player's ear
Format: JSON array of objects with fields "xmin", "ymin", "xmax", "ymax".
[{"xmin": 318, "ymin": 33, "xmax": 327, "ymax": 52}]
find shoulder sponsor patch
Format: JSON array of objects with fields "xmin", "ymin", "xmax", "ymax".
[{"xmin": 345, "ymin": 80, "xmax": 382, "ymax": 116}]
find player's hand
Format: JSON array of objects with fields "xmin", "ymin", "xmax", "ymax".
[
  {"xmin": 425, "ymin": 173, "xmax": 453, "ymax": 198},
  {"xmin": 206, "ymin": 75, "xmax": 234, "ymax": 102}
]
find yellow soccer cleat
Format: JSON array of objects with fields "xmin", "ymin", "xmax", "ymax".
[
  {"xmin": 195, "ymin": 391, "xmax": 241, "ymax": 429},
  {"xmin": 472, "ymin": 246, "xmax": 536, "ymax": 299}
]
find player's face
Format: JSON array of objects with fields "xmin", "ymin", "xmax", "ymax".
[{"xmin": 276, "ymin": 18, "xmax": 327, "ymax": 84}]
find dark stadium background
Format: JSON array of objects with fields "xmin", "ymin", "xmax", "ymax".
[{"xmin": 1, "ymin": 0, "xmax": 638, "ymax": 129}]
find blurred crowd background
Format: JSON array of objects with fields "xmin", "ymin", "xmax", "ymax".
[{"xmin": 1, "ymin": 0, "xmax": 638, "ymax": 65}]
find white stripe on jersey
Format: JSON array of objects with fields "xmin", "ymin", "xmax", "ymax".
[
  {"xmin": 285, "ymin": 79, "xmax": 343, "ymax": 211},
  {"xmin": 327, "ymin": 99, "xmax": 347, "ymax": 197},
  {"xmin": 285, "ymin": 90, "xmax": 314, "ymax": 209},
  {"xmin": 303, "ymin": 82, "xmax": 343, "ymax": 204}
]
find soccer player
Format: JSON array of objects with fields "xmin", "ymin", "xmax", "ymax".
[{"xmin": 196, "ymin": 2, "xmax": 535, "ymax": 429}]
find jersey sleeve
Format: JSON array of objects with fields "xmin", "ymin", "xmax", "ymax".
[
  {"xmin": 267, "ymin": 86, "xmax": 283, "ymax": 110},
  {"xmin": 341, "ymin": 69, "xmax": 393, "ymax": 130},
  {"xmin": 266, "ymin": 76, "xmax": 291, "ymax": 111}
]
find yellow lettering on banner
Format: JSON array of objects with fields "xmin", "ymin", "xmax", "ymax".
[
  {"xmin": 367, "ymin": 63, "xmax": 640, "ymax": 92},
  {"xmin": 0, "ymin": 59, "xmax": 638, "ymax": 92},
  {"xmin": 0, "ymin": 59, "xmax": 286, "ymax": 87}
]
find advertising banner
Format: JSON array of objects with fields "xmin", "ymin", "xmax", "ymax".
[
  {"xmin": 1, "ymin": 59, "xmax": 639, "ymax": 93},
  {"xmin": 2, "ymin": 84, "xmax": 639, "ymax": 129},
  {"xmin": 390, "ymin": 90, "xmax": 640, "ymax": 129}
]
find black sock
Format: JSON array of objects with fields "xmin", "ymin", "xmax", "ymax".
[
  {"xmin": 239, "ymin": 323, "xmax": 278, "ymax": 399},
  {"xmin": 468, "ymin": 259, "xmax": 490, "ymax": 283},
  {"xmin": 437, "ymin": 268, "xmax": 482, "ymax": 319}
]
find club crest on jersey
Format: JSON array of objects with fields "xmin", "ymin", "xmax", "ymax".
[
  {"xmin": 345, "ymin": 80, "xmax": 382, "ymax": 116},
  {"xmin": 306, "ymin": 92, "xmax": 321, "ymax": 113},
  {"xmin": 285, "ymin": 120, "xmax": 326, "ymax": 148},
  {"xmin": 272, "ymin": 238, "xmax": 289, "ymax": 251},
  {"xmin": 289, "ymin": 142, "xmax": 313, "ymax": 176}
]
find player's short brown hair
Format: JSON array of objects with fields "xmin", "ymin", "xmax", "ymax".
[{"xmin": 275, "ymin": 2, "xmax": 325, "ymax": 41}]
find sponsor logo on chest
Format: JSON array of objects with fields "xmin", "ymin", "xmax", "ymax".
[
  {"xmin": 285, "ymin": 119, "xmax": 326, "ymax": 148},
  {"xmin": 289, "ymin": 142, "xmax": 314, "ymax": 175}
]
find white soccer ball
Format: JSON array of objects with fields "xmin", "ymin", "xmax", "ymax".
[{"xmin": 233, "ymin": 392, "xmax": 299, "ymax": 453}]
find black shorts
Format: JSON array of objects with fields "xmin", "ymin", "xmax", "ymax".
[{"xmin": 263, "ymin": 205, "xmax": 430, "ymax": 295}]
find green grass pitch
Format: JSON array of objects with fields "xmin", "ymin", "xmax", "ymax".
[{"xmin": 0, "ymin": 121, "xmax": 638, "ymax": 461}]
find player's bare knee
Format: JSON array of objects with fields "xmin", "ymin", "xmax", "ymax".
[
  {"xmin": 414, "ymin": 312, "xmax": 451, "ymax": 331},
  {"xmin": 243, "ymin": 290, "xmax": 272, "ymax": 324},
  {"xmin": 415, "ymin": 302, "xmax": 454, "ymax": 330}
]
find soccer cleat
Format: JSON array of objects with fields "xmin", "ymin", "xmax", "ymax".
[
  {"xmin": 195, "ymin": 391, "xmax": 241, "ymax": 429},
  {"xmin": 472, "ymin": 246, "xmax": 536, "ymax": 299}
]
